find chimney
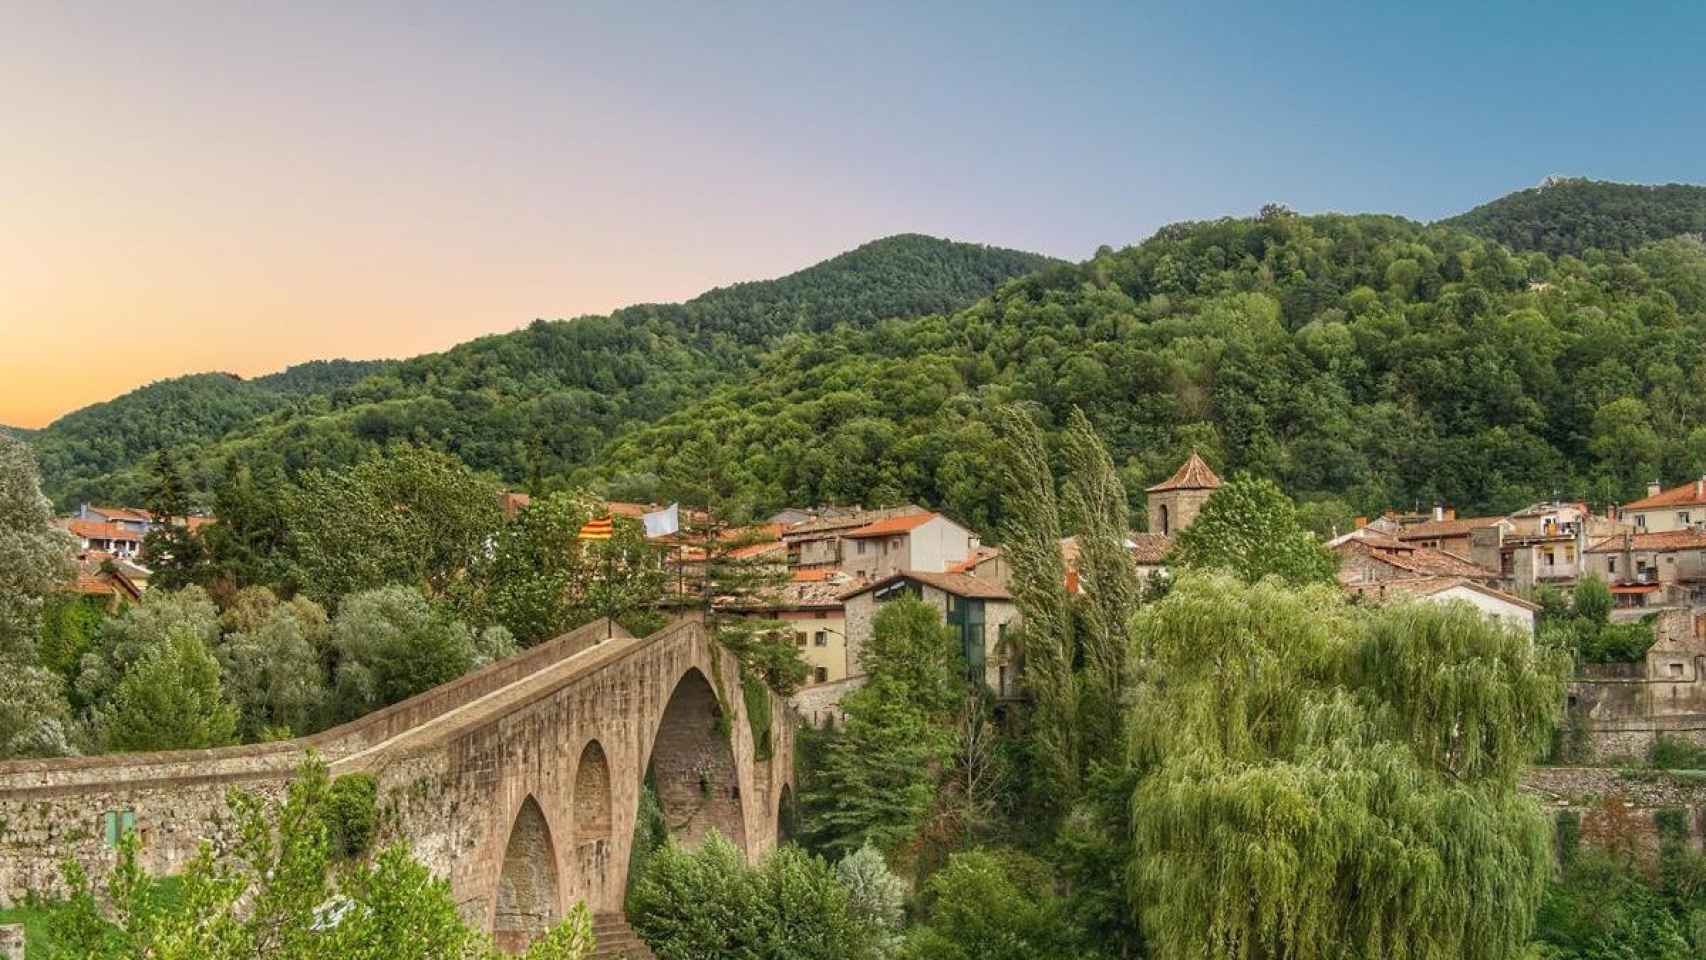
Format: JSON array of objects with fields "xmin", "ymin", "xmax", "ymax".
[
  {"xmin": 1354, "ymin": 516, "xmax": 1367, "ymax": 529},
  {"xmin": 1649, "ymin": 479, "xmax": 1663, "ymax": 498},
  {"xmin": 1432, "ymin": 503, "xmax": 1444, "ymax": 522},
  {"xmin": 1443, "ymin": 506, "xmax": 1456, "ymax": 521}
]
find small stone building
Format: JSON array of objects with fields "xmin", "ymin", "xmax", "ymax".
[
  {"xmin": 838, "ymin": 571, "xmax": 1020, "ymax": 697},
  {"xmin": 1145, "ymin": 451, "xmax": 1220, "ymax": 537}
]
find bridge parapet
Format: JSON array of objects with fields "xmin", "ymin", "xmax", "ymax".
[{"xmin": 0, "ymin": 613, "xmax": 796, "ymax": 941}]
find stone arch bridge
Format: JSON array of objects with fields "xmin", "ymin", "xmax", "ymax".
[{"xmin": 0, "ymin": 616, "xmax": 796, "ymax": 952}]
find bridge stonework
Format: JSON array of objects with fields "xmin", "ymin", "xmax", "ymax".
[{"xmin": 0, "ymin": 616, "xmax": 795, "ymax": 950}]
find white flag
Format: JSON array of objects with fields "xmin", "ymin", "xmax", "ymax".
[{"xmin": 643, "ymin": 503, "xmax": 680, "ymax": 538}]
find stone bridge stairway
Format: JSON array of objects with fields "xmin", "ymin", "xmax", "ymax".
[{"xmin": 591, "ymin": 913, "xmax": 657, "ymax": 960}]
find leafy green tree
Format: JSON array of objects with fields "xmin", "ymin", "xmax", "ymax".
[
  {"xmin": 141, "ymin": 448, "xmax": 211, "ymax": 591},
  {"xmin": 994, "ymin": 405, "xmax": 1078, "ymax": 807},
  {"xmin": 74, "ymin": 585, "xmax": 223, "ymax": 713},
  {"xmin": 902, "ymin": 849, "xmax": 1079, "ymax": 960},
  {"xmin": 285, "ymin": 444, "xmax": 502, "ymax": 606},
  {"xmin": 1127, "ymin": 572, "xmax": 1570, "ymax": 960},
  {"xmin": 100, "ymin": 624, "xmax": 238, "ymax": 752},
  {"xmin": 36, "ymin": 592, "xmax": 107, "ymax": 680},
  {"xmin": 1165, "ymin": 472, "xmax": 1338, "ymax": 585},
  {"xmin": 1552, "ymin": 574, "xmax": 1654, "ymax": 664},
  {"xmin": 627, "ymin": 833, "xmax": 875, "ymax": 960},
  {"xmin": 216, "ymin": 590, "xmax": 332, "ymax": 739},
  {"xmin": 1057, "ymin": 407, "xmax": 1141, "ymax": 774},
  {"xmin": 835, "ymin": 845, "xmax": 907, "ymax": 957},
  {"xmin": 0, "ymin": 434, "xmax": 76, "ymax": 660},
  {"xmin": 328, "ymin": 586, "xmax": 514, "ymax": 723},
  {"xmin": 802, "ymin": 598, "xmax": 962, "ymax": 858}
]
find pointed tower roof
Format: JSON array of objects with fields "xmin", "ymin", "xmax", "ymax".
[{"xmin": 1146, "ymin": 451, "xmax": 1222, "ymax": 493}]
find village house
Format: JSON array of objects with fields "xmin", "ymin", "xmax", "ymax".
[
  {"xmin": 1567, "ymin": 608, "xmax": 1706, "ymax": 760},
  {"xmin": 723, "ymin": 570, "xmax": 849, "ymax": 687},
  {"xmin": 69, "ymin": 553, "xmax": 145, "ymax": 610},
  {"xmin": 58, "ymin": 517, "xmax": 146, "ymax": 559},
  {"xmin": 839, "ymin": 511, "xmax": 978, "ymax": 582},
  {"xmin": 1331, "ymin": 532, "xmax": 1502, "ymax": 587},
  {"xmin": 1342, "ymin": 576, "xmax": 1539, "ymax": 633},
  {"xmin": 1622, "ymin": 475, "xmax": 1706, "ymax": 533},
  {"xmin": 77, "ymin": 504, "xmax": 154, "ymax": 534},
  {"xmin": 1584, "ymin": 528, "xmax": 1706, "ymax": 612},
  {"xmin": 838, "ymin": 570, "xmax": 1021, "ymax": 699},
  {"xmin": 780, "ymin": 505, "xmax": 930, "ymax": 571}
]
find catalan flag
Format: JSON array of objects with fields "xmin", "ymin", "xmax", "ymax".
[{"xmin": 578, "ymin": 515, "xmax": 614, "ymax": 541}]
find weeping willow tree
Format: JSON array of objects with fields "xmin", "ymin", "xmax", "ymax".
[
  {"xmin": 1059, "ymin": 408, "xmax": 1140, "ymax": 771},
  {"xmin": 996, "ymin": 405, "xmax": 1078, "ymax": 803},
  {"xmin": 1128, "ymin": 573, "xmax": 1570, "ymax": 960}
]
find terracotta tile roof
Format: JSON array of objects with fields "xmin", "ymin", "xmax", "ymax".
[
  {"xmin": 1396, "ymin": 516, "xmax": 1507, "ymax": 540},
  {"xmin": 947, "ymin": 545, "xmax": 1003, "ymax": 574},
  {"xmin": 1624, "ymin": 478, "xmax": 1706, "ymax": 511},
  {"xmin": 1129, "ymin": 533, "xmax": 1172, "ymax": 565},
  {"xmin": 838, "ymin": 570, "xmax": 1012, "ymax": 601},
  {"xmin": 844, "ymin": 512, "xmax": 939, "ymax": 539},
  {"xmin": 784, "ymin": 505, "xmax": 928, "ymax": 538},
  {"xmin": 727, "ymin": 539, "xmax": 786, "ymax": 560},
  {"xmin": 1334, "ymin": 538, "xmax": 1498, "ymax": 580},
  {"xmin": 1585, "ymin": 529, "xmax": 1706, "ymax": 553},
  {"xmin": 61, "ymin": 519, "xmax": 144, "ymax": 542},
  {"xmin": 1146, "ymin": 451, "xmax": 1222, "ymax": 492},
  {"xmin": 1344, "ymin": 576, "xmax": 1539, "ymax": 612}
]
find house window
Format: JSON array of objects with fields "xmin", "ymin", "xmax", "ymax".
[
  {"xmin": 1680, "ymin": 512, "xmax": 1692, "ymax": 525},
  {"xmin": 814, "ymin": 667, "xmax": 828, "ymax": 684},
  {"xmin": 814, "ymin": 631, "xmax": 828, "ymax": 647},
  {"xmin": 857, "ymin": 540, "xmax": 867, "ymax": 555},
  {"xmin": 795, "ymin": 632, "xmax": 807, "ymax": 648},
  {"xmin": 1608, "ymin": 558, "xmax": 1617, "ymax": 574},
  {"xmin": 1637, "ymin": 515, "xmax": 1647, "ymax": 529},
  {"xmin": 1543, "ymin": 550, "xmax": 1555, "ymax": 567},
  {"xmin": 1671, "ymin": 663, "xmax": 1686, "ymax": 679}
]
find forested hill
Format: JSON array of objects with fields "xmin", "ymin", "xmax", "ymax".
[
  {"xmin": 597, "ymin": 211, "xmax": 1706, "ymax": 534},
  {"xmin": 35, "ymin": 235, "xmax": 1059, "ymax": 506},
  {"xmin": 1443, "ymin": 177, "xmax": 1706, "ymax": 256},
  {"xmin": 28, "ymin": 360, "xmax": 392, "ymax": 507}
]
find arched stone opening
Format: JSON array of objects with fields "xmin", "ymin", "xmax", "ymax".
[
  {"xmin": 493, "ymin": 795, "xmax": 561, "ymax": 953},
  {"xmin": 645, "ymin": 667, "xmax": 747, "ymax": 851},
  {"xmin": 1158, "ymin": 503, "xmax": 1171, "ymax": 536},
  {"xmin": 575, "ymin": 740, "xmax": 614, "ymax": 845}
]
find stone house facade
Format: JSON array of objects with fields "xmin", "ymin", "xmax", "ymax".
[
  {"xmin": 1144, "ymin": 451, "xmax": 1219, "ymax": 537},
  {"xmin": 839, "ymin": 571, "xmax": 1020, "ymax": 697}
]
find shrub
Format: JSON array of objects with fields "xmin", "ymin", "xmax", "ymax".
[
  {"xmin": 628, "ymin": 833, "xmax": 875, "ymax": 960},
  {"xmin": 1650, "ymin": 736, "xmax": 1706, "ymax": 771},
  {"xmin": 325, "ymin": 772, "xmax": 380, "ymax": 859}
]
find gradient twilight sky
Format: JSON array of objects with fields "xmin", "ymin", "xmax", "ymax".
[{"xmin": 4, "ymin": 2, "xmax": 1704, "ymax": 427}]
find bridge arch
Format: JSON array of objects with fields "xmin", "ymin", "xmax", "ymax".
[
  {"xmin": 643, "ymin": 666, "xmax": 749, "ymax": 851},
  {"xmin": 567, "ymin": 738, "xmax": 615, "ymax": 908},
  {"xmin": 492, "ymin": 794, "xmax": 562, "ymax": 953}
]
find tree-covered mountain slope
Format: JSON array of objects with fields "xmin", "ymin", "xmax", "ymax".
[
  {"xmin": 594, "ymin": 211, "xmax": 1706, "ymax": 533},
  {"xmin": 38, "ymin": 235, "xmax": 1059, "ymax": 505},
  {"xmin": 1443, "ymin": 177, "xmax": 1706, "ymax": 256},
  {"xmin": 29, "ymin": 360, "xmax": 394, "ymax": 508}
]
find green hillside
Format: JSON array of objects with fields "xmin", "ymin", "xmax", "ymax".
[
  {"xmin": 37, "ymin": 235, "xmax": 1059, "ymax": 505},
  {"xmin": 1443, "ymin": 177, "xmax": 1706, "ymax": 256},
  {"xmin": 30, "ymin": 360, "xmax": 393, "ymax": 508},
  {"xmin": 596, "ymin": 211, "xmax": 1706, "ymax": 531}
]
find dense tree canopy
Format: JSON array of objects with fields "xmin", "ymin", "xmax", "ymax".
[
  {"xmin": 1127, "ymin": 572, "xmax": 1570, "ymax": 960},
  {"xmin": 1443, "ymin": 177, "xmax": 1706, "ymax": 256},
  {"xmin": 33, "ymin": 236, "xmax": 1055, "ymax": 507}
]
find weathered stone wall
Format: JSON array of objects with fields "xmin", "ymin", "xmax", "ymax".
[
  {"xmin": 1523, "ymin": 765, "xmax": 1706, "ymax": 858},
  {"xmin": 0, "ymin": 615, "xmax": 796, "ymax": 947}
]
